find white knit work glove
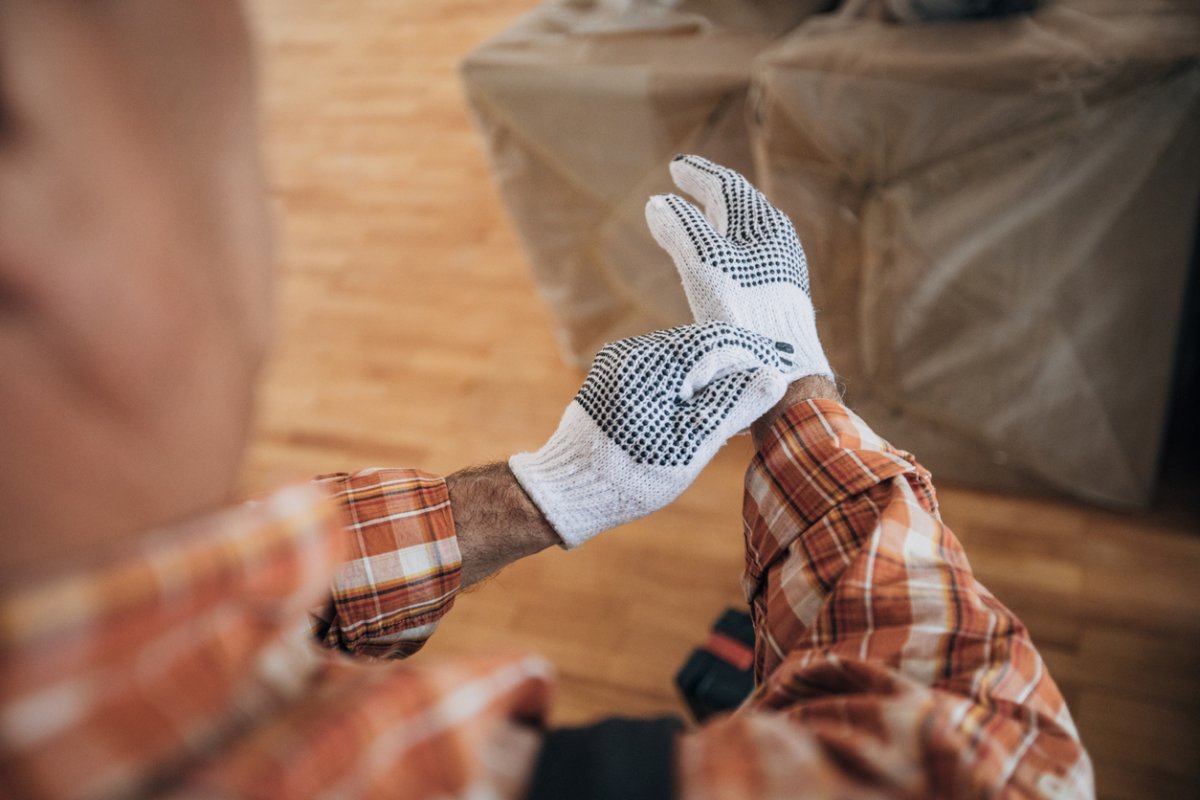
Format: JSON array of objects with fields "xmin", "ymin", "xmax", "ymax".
[
  {"xmin": 645, "ymin": 155, "xmax": 833, "ymax": 382},
  {"xmin": 510, "ymin": 322, "xmax": 790, "ymax": 548}
]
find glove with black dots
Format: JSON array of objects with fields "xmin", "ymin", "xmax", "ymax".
[
  {"xmin": 645, "ymin": 155, "xmax": 833, "ymax": 382},
  {"xmin": 510, "ymin": 322, "xmax": 791, "ymax": 548}
]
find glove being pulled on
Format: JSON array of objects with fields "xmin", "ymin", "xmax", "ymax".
[{"xmin": 510, "ymin": 322, "xmax": 790, "ymax": 548}]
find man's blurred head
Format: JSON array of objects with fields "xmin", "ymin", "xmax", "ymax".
[{"xmin": 0, "ymin": 1, "xmax": 273, "ymax": 580}]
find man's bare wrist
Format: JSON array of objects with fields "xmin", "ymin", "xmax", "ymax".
[
  {"xmin": 445, "ymin": 462, "xmax": 561, "ymax": 587},
  {"xmin": 750, "ymin": 375, "xmax": 842, "ymax": 449}
]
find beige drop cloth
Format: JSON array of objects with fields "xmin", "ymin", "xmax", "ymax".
[{"xmin": 752, "ymin": 0, "xmax": 1200, "ymax": 505}]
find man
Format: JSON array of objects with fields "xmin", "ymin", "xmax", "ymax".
[{"xmin": 0, "ymin": 3, "xmax": 1092, "ymax": 798}]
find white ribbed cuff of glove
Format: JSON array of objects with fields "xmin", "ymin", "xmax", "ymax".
[
  {"xmin": 723, "ymin": 288, "xmax": 832, "ymax": 382},
  {"xmin": 510, "ymin": 403, "xmax": 653, "ymax": 548}
]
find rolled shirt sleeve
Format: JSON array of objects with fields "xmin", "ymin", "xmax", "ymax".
[
  {"xmin": 678, "ymin": 400, "xmax": 1094, "ymax": 798},
  {"xmin": 313, "ymin": 469, "xmax": 462, "ymax": 659}
]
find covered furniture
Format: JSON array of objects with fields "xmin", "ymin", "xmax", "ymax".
[{"xmin": 752, "ymin": 0, "xmax": 1200, "ymax": 505}]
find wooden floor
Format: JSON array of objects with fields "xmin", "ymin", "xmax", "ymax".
[{"xmin": 242, "ymin": 2, "xmax": 1200, "ymax": 797}]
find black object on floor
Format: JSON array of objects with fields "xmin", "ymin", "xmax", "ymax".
[
  {"xmin": 526, "ymin": 716, "xmax": 683, "ymax": 800},
  {"xmin": 675, "ymin": 608, "xmax": 756, "ymax": 723}
]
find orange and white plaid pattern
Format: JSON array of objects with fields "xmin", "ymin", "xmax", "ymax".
[
  {"xmin": 681, "ymin": 400, "xmax": 1092, "ymax": 798},
  {"xmin": 0, "ymin": 402, "xmax": 1093, "ymax": 799},
  {"xmin": 312, "ymin": 469, "xmax": 462, "ymax": 658},
  {"xmin": 0, "ymin": 485, "xmax": 343, "ymax": 799}
]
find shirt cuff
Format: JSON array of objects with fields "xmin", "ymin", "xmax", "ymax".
[
  {"xmin": 313, "ymin": 469, "xmax": 461, "ymax": 658},
  {"xmin": 744, "ymin": 399, "xmax": 931, "ymax": 589}
]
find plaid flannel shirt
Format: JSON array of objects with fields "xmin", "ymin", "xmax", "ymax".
[{"xmin": 0, "ymin": 400, "xmax": 1093, "ymax": 799}]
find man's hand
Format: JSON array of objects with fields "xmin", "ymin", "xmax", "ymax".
[
  {"xmin": 645, "ymin": 155, "xmax": 833, "ymax": 383},
  {"xmin": 510, "ymin": 322, "xmax": 791, "ymax": 548}
]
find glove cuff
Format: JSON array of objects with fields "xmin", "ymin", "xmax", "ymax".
[
  {"xmin": 700, "ymin": 294, "xmax": 834, "ymax": 382},
  {"xmin": 509, "ymin": 403, "xmax": 626, "ymax": 549}
]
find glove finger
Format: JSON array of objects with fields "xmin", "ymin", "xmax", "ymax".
[
  {"xmin": 668, "ymin": 154, "xmax": 734, "ymax": 236},
  {"xmin": 645, "ymin": 192, "xmax": 721, "ymax": 260},
  {"xmin": 682, "ymin": 366, "xmax": 788, "ymax": 462},
  {"xmin": 645, "ymin": 193, "xmax": 729, "ymax": 322},
  {"xmin": 716, "ymin": 365, "xmax": 789, "ymax": 436},
  {"xmin": 670, "ymin": 154, "xmax": 779, "ymax": 243},
  {"xmin": 677, "ymin": 324, "xmax": 784, "ymax": 402}
]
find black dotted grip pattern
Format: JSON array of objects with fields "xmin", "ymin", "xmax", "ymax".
[
  {"xmin": 668, "ymin": 157, "xmax": 811, "ymax": 297},
  {"xmin": 575, "ymin": 324, "xmax": 779, "ymax": 467}
]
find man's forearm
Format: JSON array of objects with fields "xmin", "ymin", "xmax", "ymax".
[{"xmin": 446, "ymin": 463, "xmax": 561, "ymax": 587}]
